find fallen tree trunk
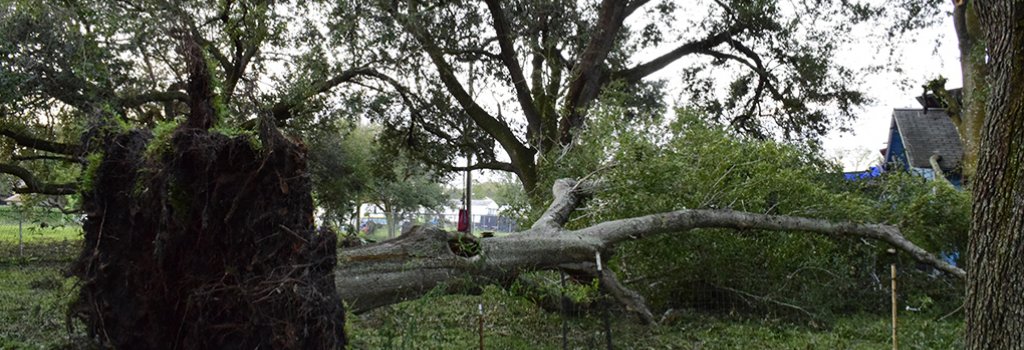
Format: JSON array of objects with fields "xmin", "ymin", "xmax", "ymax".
[{"xmin": 336, "ymin": 179, "xmax": 965, "ymax": 317}]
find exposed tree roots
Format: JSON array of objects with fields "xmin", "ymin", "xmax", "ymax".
[{"xmin": 69, "ymin": 123, "xmax": 346, "ymax": 349}]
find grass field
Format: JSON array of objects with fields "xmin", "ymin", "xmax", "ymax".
[
  {"xmin": 0, "ymin": 240, "xmax": 88, "ymax": 350},
  {"xmin": 0, "ymin": 225, "xmax": 81, "ymax": 245},
  {"xmin": 349, "ymin": 287, "xmax": 963, "ymax": 349},
  {"xmin": 0, "ymin": 206, "xmax": 82, "ymax": 246},
  {"xmin": 0, "ymin": 237, "xmax": 964, "ymax": 349}
]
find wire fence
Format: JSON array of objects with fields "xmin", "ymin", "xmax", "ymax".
[
  {"xmin": 358, "ymin": 212, "xmax": 520, "ymax": 238},
  {"xmin": 1, "ymin": 204, "xmax": 84, "ymax": 346},
  {"xmin": 0, "ymin": 204, "xmax": 963, "ymax": 348}
]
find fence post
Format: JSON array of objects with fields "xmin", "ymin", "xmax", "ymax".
[
  {"xmin": 889, "ymin": 248, "xmax": 898, "ymax": 350},
  {"xmin": 597, "ymin": 251, "xmax": 612, "ymax": 350},
  {"xmin": 18, "ymin": 208, "xmax": 23, "ymax": 258},
  {"xmin": 561, "ymin": 270, "xmax": 568, "ymax": 350},
  {"xmin": 478, "ymin": 303, "xmax": 484, "ymax": 350}
]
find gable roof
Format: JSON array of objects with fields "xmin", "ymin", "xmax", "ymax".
[{"xmin": 891, "ymin": 108, "xmax": 963, "ymax": 170}]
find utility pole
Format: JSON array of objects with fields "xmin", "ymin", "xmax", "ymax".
[
  {"xmin": 464, "ymin": 60, "xmax": 475, "ymax": 235},
  {"xmin": 465, "ymin": 153, "xmax": 473, "ymax": 234}
]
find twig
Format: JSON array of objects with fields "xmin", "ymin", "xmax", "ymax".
[
  {"xmin": 278, "ymin": 224, "xmax": 309, "ymax": 244},
  {"xmin": 936, "ymin": 302, "xmax": 964, "ymax": 322},
  {"xmin": 713, "ymin": 283, "xmax": 817, "ymax": 319}
]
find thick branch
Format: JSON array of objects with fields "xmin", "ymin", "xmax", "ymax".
[
  {"xmin": 11, "ymin": 154, "xmax": 80, "ymax": 163},
  {"xmin": 336, "ymin": 179, "xmax": 965, "ymax": 315},
  {"xmin": 269, "ymin": 67, "xmax": 378, "ymax": 122},
  {"xmin": 564, "ymin": 262, "xmax": 657, "ymax": 324},
  {"xmin": 575, "ymin": 209, "xmax": 965, "ymax": 278},
  {"xmin": 612, "ymin": 30, "xmax": 737, "ymax": 83},
  {"xmin": 560, "ymin": 0, "xmax": 630, "ymax": 143},
  {"xmin": 483, "ymin": 0, "xmax": 543, "ymax": 142},
  {"xmin": 0, "ymin": 163, "xmax": 78, "ymax": 195},
  {"xmin": 0, "ymin": 126, "xmax": 81, "ymax": 155},
  {"xmin": 119, "ymin": 90, "xmax": 189, "ymax": 109},
  {"xmin": 395, "ymin": 9, "xmax": 536, "ymax": 181},
  {"xmin": 599, "ymin": 269, "xmax": 656, "ymax": 324},
  {"xmin": 930, "ymin": 154, "xmax": 948, "ymax": 182},
  {"xmin": 532, "ymin": 179, "xmax": 585, "ymax": 230}
]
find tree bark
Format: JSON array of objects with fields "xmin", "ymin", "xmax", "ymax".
[
  {"xmin": 964, "ymin": 1, "xmax": 1024, "ymax": 348},
  {"xmin": 948, "ymin": 0, "xmax": 989, "ymax": 180},
  {"xmin": 336, "ymin": 179, "xmax": 965, "ymax": 315}
]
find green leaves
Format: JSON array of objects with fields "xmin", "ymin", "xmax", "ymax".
[
  {"xmin": 540, "ymin": 101, "xmax": 966, "ymax": 317},
  {"xmin": 308, "ymin": 123, "xmax": 447, "ymax": 230}
]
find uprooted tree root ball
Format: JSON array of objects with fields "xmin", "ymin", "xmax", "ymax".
[{"xmin": 68, "ymin": 121, "xmax": 346, "ymax": 349}]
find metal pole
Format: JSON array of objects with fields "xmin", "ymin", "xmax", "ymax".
[
  {"xmin": 597, "ymin": 252, "xmax": 611, "ymax": 350},
  {"xmin": 465, "ymin": 60, "xmax": 475, "ymax": 235},
  {"xmin": 466, "ymin": 153, "xmax": 473, "ymax": 235},
  {"xmin": 478, "ymin": 303, "xmax": 484, "ymax": 350},
  {"xmin": 561, "ymin": 270, "xmax": 568, "ymax": 350},
  {"xmin": 18, "ymin": 209, "xmax": 24, "ymax": 258},
  {"xmin": 891, "ymin": 262, "xmax": 898, "ymax": 350}
]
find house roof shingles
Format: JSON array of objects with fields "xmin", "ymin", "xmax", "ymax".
[{"xmin": 892, "ymin": 108, "xmax": 964, "ymax": 170}]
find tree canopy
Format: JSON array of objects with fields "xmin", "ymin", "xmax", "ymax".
[
  {"xmin": 1, "ymin": 0, "xmax": 948, "ymax": 200},
  {"xmin": 3, "ymin": 0, "xmax": 1004, "ymax": 347},
  {"xmin": 336, "ymin": 0, "xmax": 945, "ymax": 194},
  {"xmin": 0, "ymin": 0, "xmax": 380, "ymax": 197}
]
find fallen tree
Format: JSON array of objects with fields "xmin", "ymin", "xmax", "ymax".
[
  {"xmin": 336, "ymin": 179, "xmax": 966, "ymax": 323},
  {"xmin": 68, "ymin": 39, "xmax": 346, "ymax": 349}
]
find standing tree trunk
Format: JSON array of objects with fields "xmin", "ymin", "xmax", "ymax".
[
  {"xmin": 950, "ymin": 0, "xmax": 989, "ymax": 180},
  {"xmin": 965, "ymin": 1, "xmax": 1024, "ymax": 348}
]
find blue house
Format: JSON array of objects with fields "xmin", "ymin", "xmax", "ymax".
[{"xmin": 880, "ymin": 104, "xmax": 964, "ymax": 187}]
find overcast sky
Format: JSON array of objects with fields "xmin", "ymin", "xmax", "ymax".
[
  {"xmin": 645, "ymin": 3, "xmax": 964, "ymax": 171},
  {"xmin": 821, "ymin": 9, "xmax": 963, "ymax": 171},
  {"xmin": 460, "ymin": 1, "xmax": 965, "ymax": 186}
]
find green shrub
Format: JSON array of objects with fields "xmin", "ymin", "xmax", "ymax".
[{"xmin": 533, "ymin": 101, "xmax": 966, "ymax": 321}]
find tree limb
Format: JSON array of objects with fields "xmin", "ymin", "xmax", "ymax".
[
  {"xmin": 612, "ymin": 29, "xmax": 739, "ymax": 83},
  {"xmin": 624, "ymin": 0, "xmax": 653, "ymax": 18},
  {"xmin": 268, "ymin": 67, "xmax": 380, "ymax": 122},
  {"xmin": 119, "ymin": 90, "xmax": 189, "ymax": 109},
  {"xmin": 0, "ymin": 163, "xmax": 78, "ymax": 195},
  {"xmin": 394, "ymin": 8, "xmax": 536, "ymax": 183},
  {"xmin": 483, "ymin": 0, "xmax": 544, "ymax": 145},
  {"xmin": 560, "ymin": 0, "xmax": 630, "ymax": 143},
  {"xmin": 576, "ymin": 209, "xmax": 965, "ymax": 278},
  {"xmin": 532, "ymin": 179, "xmax": 586, "ymax": 230},
  {"xmin": 11, "ymin": 154, "xmax": 81, "ymax": 163},
  {"xmin": 0, "ymin": 125, "xmax": 81, "ymax": 155},
  {"xmin": 599, "ymin": 268, "xmax": 656, "ymax": 324},
  {"xmin": 336, "ymin": 178, "xmax": 965, "ymax": 315}
]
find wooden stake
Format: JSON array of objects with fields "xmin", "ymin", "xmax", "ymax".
[
  {"xmin": 891, "ymin": 263, "xmax": 898, "ymax": 350},
  {"xmin": 18, "ymin": 210, "xmax": 23, "ymax": 258},
  {"xmin": 478, "ymin": 303, "xmax": 484, "ymax": 350},
  {"xmin": 597, "ymin": 252, "xmax": 612, "ymax": 350}
]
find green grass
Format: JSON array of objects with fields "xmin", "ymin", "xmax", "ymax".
[
  {"xmin": 0, "ymin": 241, "xmax": 89, "ymax": 350},
  {"xmin": 0, "ymin": 225, "xmax": 82, "ymax": 244},
  {"xmin": 0, "ymin": 240, "xmax": 964, "ymax": 349},
  {"xmin": 0, "ymin": 206, "xmax": 77, "ymax": 226},
  {"xmin": 347, "ymin": 286, "xmax": 963, "ymax": 349},
  {"xmin": 0, "ymin": 206, "xmax": 82, "ymax": 245}
]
